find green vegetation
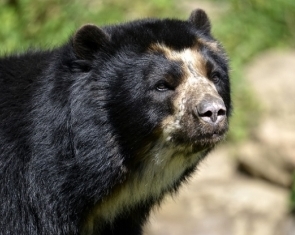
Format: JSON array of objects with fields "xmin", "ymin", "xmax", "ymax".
[
  {"xmin": 292, "ymin": 186, "xmax": 295, "ymax": 218},
  {"xmin": 291, "ymin": 174, "xmax": 295, "ymax": 216},
  {"xmin": 290, "ymin": 172, "xmax": 295, "ymax": 215},
  {"xmin": 0, "ymin": 0, "xmax": 180, "ymax": 54},
  {"xmin": 1, "ymin": 0, "xmax": 295, "ymax": 211},
  {"xmin": 292, "ymin": 173, "xmax": 295, "ymax": 213}
]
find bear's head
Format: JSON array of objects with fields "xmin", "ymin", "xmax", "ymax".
[
  {"xmin": 69, "ymin": 10, "xmax": 232, "ymax": 227},
  {"xmin": 72, "ymin": 9, "xmax": 231, "ymax": 163}
]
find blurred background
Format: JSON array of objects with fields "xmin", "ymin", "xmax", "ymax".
[{"xmin": 1, "ymin": 0, "xmax": 294, "ymax": 234}]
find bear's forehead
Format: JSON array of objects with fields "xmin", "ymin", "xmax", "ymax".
[
  {"xmin": 105, "ymin": 19, "xmax": 214, "ymax": 51},
  {"xmin": 148, "ymin": 43, "xmax": 207, "ymax": 77},
  {"xmin": 147, "ymin": 39, "xmax": 221, "ymax": 78}
]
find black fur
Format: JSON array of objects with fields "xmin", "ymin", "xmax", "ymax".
[{"xmin": 0, "ymin": 9, "xmax": 230, "ymax": 235}]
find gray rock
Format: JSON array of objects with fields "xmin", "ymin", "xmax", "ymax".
[{"xmin": 237, "ymin": 50, "xmax": 295, "ymax": 187}]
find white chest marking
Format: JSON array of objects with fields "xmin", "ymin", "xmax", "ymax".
[{"xmin": 83, "ymin": 140, "xmax": 206, "ymax": 233}]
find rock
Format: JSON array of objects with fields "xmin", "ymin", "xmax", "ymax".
[
  {"xmin": 245, "ymin": 50, "xmax": 295, "ymax": 124},
  {"xmin": 237, "ymin": 50, "xmax": 295, "ymax": 187},
  {"xmin": 237, "ymin": 141, "xmax": 293, "ymax": 187},
  {"xmin": 280, "ymin": 217, "xmax": 295, "ymax": 235}
]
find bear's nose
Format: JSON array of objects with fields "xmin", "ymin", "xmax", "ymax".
[{"xmin": 194, "ymin": 95, "xmax": 226, "ymax": 124}]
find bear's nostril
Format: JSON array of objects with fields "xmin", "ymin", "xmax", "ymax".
[
  {"xmin": 195, "ymin": 97, "xmax": 226, "ymax": 124},
  {"xmin": 202, "ymin": 110, "xmax": 213, "ymax": 118},
  {"xmin": 217, "ymin": 109, "xmax": 226, "ymax": 117}
]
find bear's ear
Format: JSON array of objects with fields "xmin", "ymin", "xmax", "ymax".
[
  {"xmin": 188, "ymin": 9, "xmax": 211, "ymax": 34},
  {"xmin": 73, "ymin": 24, "xmax": 109, "ymax": 60}
]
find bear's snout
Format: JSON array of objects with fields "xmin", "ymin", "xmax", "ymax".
[{"xmin": 193, "ymin": 94, "xmax": 226, "ymax": 125}]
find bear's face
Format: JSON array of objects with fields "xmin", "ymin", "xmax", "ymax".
[
  {"xmin": 72, "ymin": 10, "xmax": 230, "ymax": 174},
  {"xmin": 102, "ymin": 43, "xmax": 229, "ymax": 160},
  {"xmin": 72, "ymin": 10, "xmax": 230, "ymax": 158},
  {"xmin": 149, "ymin": 43, "xmax": 229, "ymax": 151}
]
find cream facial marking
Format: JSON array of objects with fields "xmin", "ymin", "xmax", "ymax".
[
  {"xmin": 150, "ymin": 43, "xmax": 221, "ymax": 140},
  {"xmin": 150, "ymin": 43, "xmax": 207, "ymax": 77}
]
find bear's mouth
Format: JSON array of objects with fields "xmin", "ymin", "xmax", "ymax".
[
  {"xmin": 197, "ymin": 131, "xmax": 226, "ymax": 145},
  {"xmin": 170, "ymin": 125, "xmax": 228, "ymax": 152}
]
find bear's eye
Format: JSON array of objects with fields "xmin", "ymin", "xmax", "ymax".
[
  {"xmin": 211, "ymin": 72, "xmax": 221, "ymax": 84},
  {"xmin": 155, "ymin": 81, "xmax": 172, "ymax": 91}
]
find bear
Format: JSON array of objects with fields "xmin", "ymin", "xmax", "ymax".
[{"xmin": 0, "ymin": 9, "xmax": 231, "ymax": 235}]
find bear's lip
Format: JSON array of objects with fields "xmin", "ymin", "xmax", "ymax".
[
  {"xmin": 166, "ymin": 128, "xmax": 227, "ymax": 154},
  {"xmin": 196, "ymin": 123, "xmax": 228, "ymax": 139},
  {"xmin": 201, "ymin": 128, "xmax": 227, "ymax": 141},
  {"xmin": 191, "ymin": 125, "xmax": 228, "ymax": 147},
  {"xmin": 189, "ymin": 133, "xmax": 225, "ymax": 152},
  {"xmin": 203, "ymin": 129, "xmax": 226, "ymax": 138}
]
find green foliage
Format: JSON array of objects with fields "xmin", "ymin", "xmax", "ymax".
[
  {"xmin": 291, "ymin": 173, "xmax": 295, "ymax": 213},
  {"xmin": 214, "ymin": 0, "xmax": 295, "ymax": 63},
  {"xmin": 0, "ymin": 0, "xmax": 180, "ymax": 54}
]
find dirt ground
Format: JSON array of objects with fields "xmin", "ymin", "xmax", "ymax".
[{"xmin": 143, "ymin": 2, "xmax": 295, "ymax": 234}]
